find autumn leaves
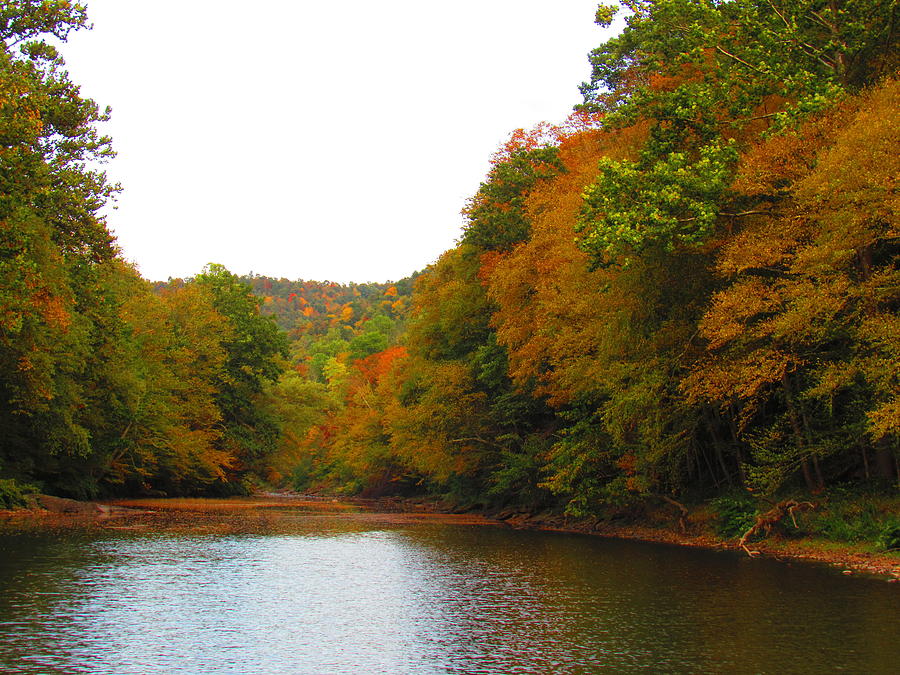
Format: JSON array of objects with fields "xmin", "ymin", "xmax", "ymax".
[
  {"xmin": 288, "ymin": 0, "xmax": 899, "ymax": 506},
  {"xmin": 1, "ymin": 0, "xmax": 897, "ymax": 506}
]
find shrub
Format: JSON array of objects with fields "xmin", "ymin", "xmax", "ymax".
[
  {"xmin": 711, "ymin": 495, "xmax": 759, "ymax": 538},
  {"xmin": 813, "ymin": 506, "xmax": 881, "ymax": 543},
  {"xmin": 876, "ymin": 521, "xmax": 900, "ymax": 552},
  {"xmin": 0, "ymin": 479, "xmax": 38, "ymax": 510}
]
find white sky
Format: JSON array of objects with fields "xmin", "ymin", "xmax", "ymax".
[{"xmin": 61, "ymin": 1, "xmax": 619, "ymax": 283}]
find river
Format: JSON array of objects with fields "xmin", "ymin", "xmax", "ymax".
[{"xmin": 1, "ymin": 499, "xmax": 898, "ymax": 674}]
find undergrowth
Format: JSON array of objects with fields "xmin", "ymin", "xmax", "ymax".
[
  {"xmin": 0, "ymin": 478, "xmax": 39, "ymax": 510},
  {"xmin": 708, "ymin": 484, "xmax": 900, "ymax": 552},
  {"xmin": 801, "ymin": 486, "xmax": 900, "ymax": 551},
  {"xmin": 710, "ymin": 494, "xmax": 758, "ymax": 538}
]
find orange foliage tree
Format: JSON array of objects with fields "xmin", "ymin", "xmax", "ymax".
[{"xmin": 682, "ymin": 78, "xmax": 900, "ymax": 492}]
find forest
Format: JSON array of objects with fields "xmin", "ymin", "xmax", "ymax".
[{"xmin": 1, "ymin": 1, "xmax": 898, "ymax": 542}]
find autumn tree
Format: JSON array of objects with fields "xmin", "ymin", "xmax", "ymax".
[
  {"xmin": 483, "ymin": 122, "xmax": 725, "ymax": 512},
  {"xmin": 576, "ymin": 0, "xmax": 897, "ymax": 266},
  {"xmin": 0, "ymin": 0, "xmax": 121, "ymax": 496},
  {"xmin": 682, "ymin": 78, "xmax": 900, "ymax": 492},
  {"xmin": 254, "ymin": 371, "xmax": 336, "ymax": 487},
  {"xmin": 323, "ymin": 346, "xmax": 412, "ymax": 495},
  {"xmin": 97, "ymin": 272, "xmax": 236, "ymax": 494},
  {"xmin": 193, "ymin": 264, "xmax": 288, "ymax": 486}
]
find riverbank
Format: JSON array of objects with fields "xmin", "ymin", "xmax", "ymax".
[
  {"xmin": 0, "ymin": 493, "xmax": 144, "ymax": 517},
  {"xmin": 500, "ymin": 510, "xmax": 900, "ymax": 582},
  {"xmin": 3, "ymin": 491, "xmax": 898, "ymax": 581},
  {"xmin": 333, "ymin": 493, "xmax": 900, "ymax": 582}
]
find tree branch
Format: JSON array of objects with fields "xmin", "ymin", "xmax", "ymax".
[
  {"xmin": 660, "ymin": 495, "xmax": 689, "ymax": 532},
  {"xmin": 715, "ymin": 45, "xmax": 766, "ymax": 74},
  {"xmin": 738, "ymin": 499, "xmax": 816, "ymax": 556},
  {"xmin": 718, "ymin": 210, "xmax": 776, "ymax": 218},
  {"xmin": 449, "ymin": 436, "xmax": 509, "ymax": 451}
]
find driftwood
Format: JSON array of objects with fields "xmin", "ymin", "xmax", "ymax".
[
  {"xmin": 660, "ymin": 495, "xmax": 689, "ymax": 533},
  {"xmin": 738, "ymin": 499, "xmax": 815, "ymax": 556}
]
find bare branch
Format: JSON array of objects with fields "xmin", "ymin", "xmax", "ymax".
[
  {"xmin": 715, "ymin": 45, "xmax": 766, "ymax": 74},
  {"xmin": 738, "ymin": 499, "xmax": 816, "ymax": 556},
  {"xmin": 449, "ymin": 437, "xmax": 509, "ymax": 451},
  {"xmin": 718, "ymin": 210, "xmax": 777, "ymax": 218}
]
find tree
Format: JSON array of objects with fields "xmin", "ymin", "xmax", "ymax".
[
  {"xmin": 576, "ymin": 0, "xmax": 897, "ymax": 267},
  {"xmin": 0, "ymin": 0, "xmax": 116, "ymax": 262},
  {"xmin": 462, "ymin": 145, "xmax": 563, "ymax": 252},
  {"xmin": 105, "ymin": 275, "xmax": 236, "ymax": 494},
  {"xmin": 193, "ymin": 264, "xmax": 288, "ymax": 484},
  {"xmin": 682, "ymin": 78, "xmax": 900, "ymax": 492},
  {"xmin": 486, "ymin": 124, "xmax": 713, "ymax": 510},
  {"xmin": 254, "ymin": 371, "xmax": 336, "ymax": 486},
  {"xmin": 0, "ymin": 1, "xmax": 119, "ymax": 496}
]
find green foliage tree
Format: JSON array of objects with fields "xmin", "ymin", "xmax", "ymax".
[
  {"xmin": 253, "ymin": 371, "xmax": 336, "ymax": 486},
  {"xmin": 462, "ymin": 146, "xmax": 563, "ymax": 252},
  {"xmin": 193, "ymin": 264, "xmax": 288, "ymax": 483},
  {"xmin": 348, "ymin": 331, "xmax": 389, "ymax": 363},
  {"xmin": 0, "ymin": 0, "xmax": 121, "ymax": 497},
  {"xmin": 576, "ymin": 0, "xmax": 898, "ymax": 267}
]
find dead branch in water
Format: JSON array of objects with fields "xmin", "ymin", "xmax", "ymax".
[{"xmin": 739, "ymin": 499, "xmax": 816, "ymax": 556}]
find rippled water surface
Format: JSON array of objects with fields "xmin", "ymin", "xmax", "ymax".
[{"xmin": 1, "ymin": 501, "xmax": 898, "ymax": 674}]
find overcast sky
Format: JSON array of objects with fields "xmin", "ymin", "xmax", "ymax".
[{"xmin": 61, "ymin": 1, "xmax": 620, "ymax": 283}]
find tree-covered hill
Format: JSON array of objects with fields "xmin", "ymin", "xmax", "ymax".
[{"xmin": 2, "ymin": 0, "xmax": 897, "ymax": 550}]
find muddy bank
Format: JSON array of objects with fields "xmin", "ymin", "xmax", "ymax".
[
  {"xmin": 0, "ymin": 494, "xmax": 144, "ymax": 518},
  {"xmin": 504, "ymin": 512, "xmax": 900, "ymax": 582}
]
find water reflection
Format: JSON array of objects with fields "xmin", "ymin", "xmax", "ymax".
[{"xmin": 1, "ymin": 509, "xmax": 898, "ymax": 674}]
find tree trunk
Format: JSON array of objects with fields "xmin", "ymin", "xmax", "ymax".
[
  {"xmin": 782, "ymin": 372, "xmax": 817, "ymax": 492},
  {"xmin": 812, "ymin": 454, "xmax": 825, "ymax": 492},
  {"xmin": 725, "ymin": 405, "xmax": 747, "ymax": 482},
  {"xmin": 874, "ymin": 440, "xmax": 896, "ymax": 480},
  {"xmin": 703, "ymin": 407, "xmax": 733, "ymax": 486},
  {"xmin": 700, "ymin": 447, "xmax": 721, "ymax": 489},
  {"xmin": 800, "ymin": 457, "xmax": 816, "ymax": 493},
  {"xmin": 861, "ymin": 445, "xmax": 870, "ymax": 480}
]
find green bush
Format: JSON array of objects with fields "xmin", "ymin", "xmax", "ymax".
[
  {"xmin": 291, "ymin": 461, "xmax": 313, "ymax": 493},
  {"xmin": 488, "ymin": 436, "xmax": 553, "ymax": 509},
  {"xmin": 0, "ymin": 479, "xmax": 38, "ymax": 510},
  {"xmin": 876, "ymin": 521, "xmax": 900, "ymax": 552},
  {"xmin": 801, "ymin": 488, "xmax": 900, "ymax": 549},
  {"xmin": 813, "ymin": 506, "xmax": 880, "ymax": 543},
  {"xmin": 711, "ymin": 495, "xmax": 758, "ymax": 538}
]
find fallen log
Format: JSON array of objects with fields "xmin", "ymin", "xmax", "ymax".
[{"xmin": 739, "ymin": 499, "xmax": 815, "ymax": 556}]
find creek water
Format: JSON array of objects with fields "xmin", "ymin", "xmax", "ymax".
[{"xmin": 0, "ymin": 501, "xmax": 898, "ymax": 674}]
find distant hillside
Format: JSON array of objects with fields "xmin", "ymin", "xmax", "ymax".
[
  {"xmin": 153, "ymin": 273, "xmax": 419, "ymax": 339},
  {"xmin": 239, "ymin": 274, "xmax": 418, "ymax": 338}
]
